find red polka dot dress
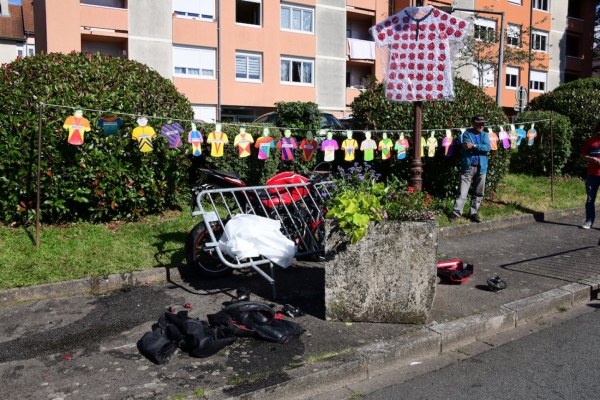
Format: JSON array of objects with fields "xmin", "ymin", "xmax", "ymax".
[{"xmin": 371, "ymin": 6, "xmax": 469, "ymax": 102}]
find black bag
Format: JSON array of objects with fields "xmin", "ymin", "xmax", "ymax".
[{"xmin": 136, "ymin": 330, "xmax": 177, "ymax": 365}]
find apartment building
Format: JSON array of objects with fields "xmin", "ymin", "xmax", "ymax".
[
  {"xmin": 0, "ymin": 0, "xmax": 35, "ymax": 65},
  {"xmin": 31, "ymin": 0, "xmax": 597, "ymax": 120}
]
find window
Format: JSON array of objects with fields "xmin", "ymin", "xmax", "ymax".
[
  {"xmin": 507, "ymin": 24, "xmax": 521, "ymax": 47},
  {"xmin": 567, "ymin": 1, "xmax": 581, "ymax": 19},
  {"xmin": 508, "ymin": 0, "xmax": 522, "ymax": 5},
  {"xmin": 280, "ymin": 57, "xmax": 313, "ymax": 85},
  {"xmin": 473, "ymin": 63, "xmax": 495, "ymax": 87},
  {"xmin": 236, "ymin": 0, "xmax": 261, "ymax": 26},
  {"xmin": 531, "ymin": 30, "xmax": 548, "ymax": 52},
  {"xmin": 280, "ymin": 3, "xmax": 313, "ymax": 33},
  {"xmin": 16, "ymin": 44, "xmax": 35, "ymax": 58},
  {"xmin": 28, "ymin": 46, "xmax": 35, "ymax": 56},
  {"xmin": 533, "ymin": 0, "xmax": 549, "ymax": 12},
  {"xmin": 16, "ymin": 44, "xmax": 23, "ymax": 58},
  {"xmin": 80, "ymin": 0, "xmax": 125, "ymax": 8},
  {"xmin": 173, "ymin": 46, "xmax": 215, "ymax": 78},
  {"xmin": 506, "ymin": 66, "xmax": 519, "ymax": 88},
  {"xmin": 192, "ymin": 105, "xmax": 216, "ymax": 123},
  {"xmin": 529, "ymin": 70, "xmax": 547, "ymax": 92},
  {"xmin": 474, "ymin": 18, "xmax": 496, "ymax": 42},
  {"xmin": 173, "ymin": 0, "xmax": 214, "ymax": 20},
  {"xmin": 236, "ymin": 52, "xmax": 261, "ymax": 81},
  {"xmin": 566, "ymin": 35, "xmax": 581, "ymax": 57}
]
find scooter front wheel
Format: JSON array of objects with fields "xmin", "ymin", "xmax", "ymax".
[{"xmin": 185, "ymin": 221, "xmax": 233, "ymax": 277}]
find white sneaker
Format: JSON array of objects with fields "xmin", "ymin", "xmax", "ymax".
[{"xmin": 582, "ymin": 221, "xmax": 592, "ymax": 229}]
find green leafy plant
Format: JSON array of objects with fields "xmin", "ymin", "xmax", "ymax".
[{"xmin": 326, "ymin": 188, "xmax": 384, "ymax": 244}]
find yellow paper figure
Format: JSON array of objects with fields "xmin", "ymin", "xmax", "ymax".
[
  {"xmin": 420, "ymin": 135, "xmax": 427, "ymax": 157},
  {"xmin": 426, "ymin": 131, "xmax": 437, "ymax": 157},
  {"xmin": 341, "ymin": 130, "xmax": 359, "ymax": 161},
  {"xmin": 131, "ymin": 116, "xmax": 156, "ymax": 153},
  {"xmin": 63, "ymin": 107, "xmax": 91, "ymax": 146},
  {"xmin": 234, "ymin": 124, "xmax": 254, "ymax": 158},
  {"xmin": 207, "ymin": 123, "xmax": 229, "ymax": 157}
]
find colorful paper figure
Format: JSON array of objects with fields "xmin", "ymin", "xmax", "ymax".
[
  {"xmin": 426, "ymin": 131, "xmax": 437, "ymax": 157},
  {"xmin": 515, "ymin": 124, "xmax": 527, "ymax": 146},
  {"xmin": 321, "ymin": 131, "xmax": 339, "ymax": 162},
  {"xmin": 394, "ymin": 132, "xmax": 410, "ymax": 160},
  {"xmin": 361, "ymin": 131, "xmax": 378, "ymax": 161},
  {"xmin": 420, "ymin": 136, "xmax": 427, "ymax": 157},
  {"xmin": 277, "ymin": 129, "xmax": 298, "ymax": 160},
  {"xmin": 63, "ymin": 107, "xmax": 91, "ymax": 145},
  {"xmin": 509, "ymin": 124, "xmax": 518, "ymax": 149},
  {"xmin": 188, "ymin": 122, "xmax": 203, "ymax": 157},
  {"xmin": 97, "ymin": 115, "xmax": 123, "ymax": 137},
  {"xmin": 160, "ymin": 120, "xmax": 184, "ymax": 148},
  {"xmin": 131, "ymin": 116, "xmax": 156, "ymax": 153},
  {"xmin": 299, "ymin": 131, "xmax": 318, "ymax": 162},
  {"xmin": 255, "ymin": 126, "xmax": 274, "ymax": 160},
  {"xmin": 498, "ymin": 126, "xmax": 510, "ymax": 149},
  {"xmin": 371, "ymin": 6, "xmax": 469, "ymax": 102},
  {"xmin": 233, "ymin": 124, "xmax": 254, "ymax": 158},
  {"xmin": 341, "ymin": 130, "xmax": 359, "ymax": 161},
  {"xmin": 206, "ymin": 123, "xmax": 229, "ymax": 157},
  {"xmin": 527, "ymin": 123, "xmax": 537, "ymax": 146},
  {"xmin": 487, "ymin": 127, "xmax": 499, "ymax": 151},
  {"xmin": 458, "ymin": 128, "xmax": 466, "ymax": 145},
  {"xmin": 442, "ymin": 130, "xmax": 455, "ymax": 156},
  {"xmin": 378, "ymin": 132, "xmax": 393, "ymax": 160}
]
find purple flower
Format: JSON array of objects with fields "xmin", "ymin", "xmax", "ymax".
[{"xmin": 359, "ymin": 175, "xmax": 364, "ymax": 181}]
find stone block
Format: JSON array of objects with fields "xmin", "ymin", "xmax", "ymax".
[{"xmin": 324, "ymin": 219, "xmax": 438, "ymax": 323}]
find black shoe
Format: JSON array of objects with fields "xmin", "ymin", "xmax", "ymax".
[
  {"xmin": 470, "ymin": 214, "xmax": 482, "ymax": 223},
  {"xmin": 448, "ymin": 214, "xmax": 460, "ymax": 222}
]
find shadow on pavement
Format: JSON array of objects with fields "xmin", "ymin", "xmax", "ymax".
[{"xmin": 499, "ymin": 246, "xmax": 600, "ymax": 283}]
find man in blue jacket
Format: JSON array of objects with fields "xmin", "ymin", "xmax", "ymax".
[{"xmin": 449, "ymin": 115, "xmax": 491, "ymax": 223}]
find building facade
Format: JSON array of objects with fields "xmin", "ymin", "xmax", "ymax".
[
  {"xmin": 0, "ymin": 0, "xmax": 35, "ymax": 65},
  {"xmin": 32, "ymin": 0, "xmax": 596, "ymax": 120}
]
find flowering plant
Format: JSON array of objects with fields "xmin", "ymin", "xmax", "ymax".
[{"xmin": 323, "ymin": 163, "xmax": 440, "ymax": 242}]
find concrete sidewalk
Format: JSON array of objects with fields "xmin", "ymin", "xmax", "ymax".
[{"xmin": 0, "ymin": 207, "xmax": 599, "ymax": 400}]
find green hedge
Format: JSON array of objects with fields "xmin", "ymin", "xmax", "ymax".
[
  {"xmin": 527, "ymin": 77, "xmax": 600, "ymax": 176},
  {"xmin": 350, "ymin": 77, "xmax": 511, "ymax": 198},
  {"xmin": 513, "ymin": 111, "xmax": 571, "ymax": 176},
  {"xmin": 0, "ymin": 52, "xmax": 194, "ymax": 224}
]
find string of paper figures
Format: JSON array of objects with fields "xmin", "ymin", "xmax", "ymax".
[{"xmin": 45, "ymin": 102, "xmax": 550, "ymax": 162}]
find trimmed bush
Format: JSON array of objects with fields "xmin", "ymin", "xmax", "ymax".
[
  {"xmin": 350, "ymin": 77, "xmax": 511, "ymax": 198},
  {"xmin": 527, "ymin": 77, "xmax": 600, "ymax": 176},
  {"xmin": 0, "ymin": 52, "xmax": 193, "ymax": 224},
  {"xmin": 513, "ymin": 111, "xmax": 571, "ymax": 176}
]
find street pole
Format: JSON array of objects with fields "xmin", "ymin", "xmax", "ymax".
[{"xmin": 410, "ymin": 101, "xmax": 423, "ymax": 191}]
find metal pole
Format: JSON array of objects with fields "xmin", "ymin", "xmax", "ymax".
[
  {"xmin": 410, "ymin": 101, "xmax": 423, "ymax": 192},
  {"xmin": 36, "ymin": 102, "xmax": 43, "ymax": 249},
  {"xmin": 216, "ymin": 0, "xmax": 221, "ymax": 121},
  {"xmin": 550, "ymin": 113, "xmax": 554, "ymax": 202},
  {"xmin": 527, "ymin": 0, "xmax": 533, "ymax": 105}
]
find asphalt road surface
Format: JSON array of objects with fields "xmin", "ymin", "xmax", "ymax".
[{"xmin": 364, "ymin": 306, "xmax": 600, "ymax": 400}]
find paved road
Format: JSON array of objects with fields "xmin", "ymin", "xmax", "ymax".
[{"xmin": 362, "ymin": 306, "xmax": 600, "ymax": 400}]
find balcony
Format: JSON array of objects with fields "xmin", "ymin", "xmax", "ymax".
[
  {"xmin": 346, "ymin": 38, "xmax": 375, "ymax": 64},
  {"xmin": 80, "ymin": 2, "xmax": 128, "ymax": 33}
]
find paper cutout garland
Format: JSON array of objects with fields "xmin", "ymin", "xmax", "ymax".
[
  {"xmin": 321, "ymin": 131, "xmax": 339, "ymax": 162},
  {"xmin": 63, "ymin": 108, "xmax": 91, "ymax": 145},
  {"xmin": 233, "ymin": 125, "xmax": 254, "ymax": 158},
  {"xmin": 487, "ymin": 127, "xmax": 499, "ymax": 151},
  {"xmin": 188, "ymin": 123, "xmax": 203, "ymax": 157},
  {"xmin": 207, "ymin": 123, "xmax": 228, "ymax": 157},
  {"xmin": 361, "ymin": 131, "xmax": 378, "ymax": 161},
  {"xmin": 379, "ymin": 133, "xmax": 393, "ymax": 160},
  {"xmin": 527, "ymin": 123, "xmax": 537, "ymax": 146},
  {"xmin": 515, "ymin": 124, "xmax": 527, "ymax": 146},
  {"xmin": 498, "ymin": 126, "xmax": 510, "ymax": 149},
  {"xmin": 299, "ymin": 131, "xmax": 317, "ymax": 162},
  {"xmin": 395, "ymin": 133, "xmax": 409, "ymax": 160},
  {"xmin": 341, "ymin": 130, "xmax": 359, "ymax": 161},
  {"xmin": 426, "ymin": 131, "xmax": 437, "ymax": 157},
  {"xmin": 277, "ymin": 129, "xmax": 298, "ymax": 160},
  {"xmin": 160, "ymin": 121, "xmax": 184, "ymax": 148},
  {"xmin": 98, "ymin": 115, "xmax": 123, "ymax": 137},
  {"xmin": 255, "ymin": 127, "xmax": 274, "ymax": 160},
  {"xmin": 131, "ymin": 116, "xmax": 156, "ymax": 153},
  {"xmin": 442, "ymin": 129, "xmax": 455, "ymax": 156}
]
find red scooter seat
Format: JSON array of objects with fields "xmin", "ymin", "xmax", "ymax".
[{"xmin": 436, "ymin": 259, "xmax": 474, "ymax": 283}]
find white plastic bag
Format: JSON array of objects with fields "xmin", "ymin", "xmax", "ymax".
[{"xmin": 217, "ymin": 214, "xmax": 297, "ymax": 268}]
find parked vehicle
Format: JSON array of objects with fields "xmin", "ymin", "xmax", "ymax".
[
  {"xmin": 338, "ymin": 116, "xmax": 353, "ymax": 130},
  {"xmin": 186, "ymin": 168, "xmax": 328, "ymax": 277},
  {"xmin": 252, "ymin": 112, "xmax": 345, "ymax": 132}
]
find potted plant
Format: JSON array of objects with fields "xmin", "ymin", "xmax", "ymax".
[{"xmin": 322, "ymin": 163, "xmax": 440, "ymax": 324}]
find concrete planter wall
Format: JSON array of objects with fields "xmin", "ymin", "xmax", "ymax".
[{"xmin": 324, "ymin": 219, "xmax": 438, "ymax": 324}]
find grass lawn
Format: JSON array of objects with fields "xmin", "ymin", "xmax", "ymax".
[{"xmin": 0, "ymin": 173, "xmax": 586, "ymax": 290}]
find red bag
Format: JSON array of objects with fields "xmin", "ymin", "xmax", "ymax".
[
  {"xmin": 264, "ymin": 172, "xmax": 309, "ymax": 206},
  {"xmin": 436, "ymin": 259, "xmax": 474, "ymax": 283}
]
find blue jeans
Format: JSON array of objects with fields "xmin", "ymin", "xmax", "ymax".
[{"xmin": 585, "ymin": 175, "xmax": 600, "ymax": 224}]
